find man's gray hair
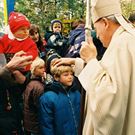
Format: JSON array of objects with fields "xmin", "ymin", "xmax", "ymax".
[{"xmin": 106, "ymin": 15, "xmax": 120, "ymax": 24}]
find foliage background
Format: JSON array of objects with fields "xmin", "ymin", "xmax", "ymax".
[{"xmin": 13, "ymin": 0, "xmax": 135, "ymax": 34}]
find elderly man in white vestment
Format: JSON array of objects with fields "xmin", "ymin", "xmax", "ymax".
[{"xmin": 53, "ymin": 0, "xmax": 135, "ymax": 135}]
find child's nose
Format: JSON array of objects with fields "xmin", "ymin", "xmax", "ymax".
[{"xmin": 69, "ymin": 75, "xmax": 73, "ymax": 79}]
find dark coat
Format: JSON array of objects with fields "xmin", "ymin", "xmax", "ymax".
[
  {"xmin": 39, "ymin": 79, "xmax": 81, "ymax": 135},
  {"xmin": 0, "ymin": 67, "xmax": 27, "ymax": 134},
  {"xmin": 23, "ymin": 77, "xmax": 45, "ymax": 134},
  {"xmin": 66, "ymin": 26, "xmax": 85, "ymax": 58},
  {"xmin": 66, "ymin": 28, "xmax": 106, "ymax": 60},
  {"xmin": 0, "ymin": 67, "xmax": 16, "ymax": 89},
  {"xmin": 46, "ymin": 32, "xmax": 69, "ymax": 57}
]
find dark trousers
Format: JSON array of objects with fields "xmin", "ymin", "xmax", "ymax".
[
  {"xmin": 0, "ymin": 115, "xmax": 24, "ymax": 135},
  {"xmin": 24, "ymin": 130, "xmax": 40, "ymax": 135}
]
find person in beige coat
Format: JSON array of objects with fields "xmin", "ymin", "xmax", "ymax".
[{"xmin": 53, "ymin": 0, "xmax": 135, "ymax": 135}]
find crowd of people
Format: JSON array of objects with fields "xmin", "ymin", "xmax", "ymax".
[{"xmin": 0, "ymin": 0, "xmax": 135, "ymax": 135}]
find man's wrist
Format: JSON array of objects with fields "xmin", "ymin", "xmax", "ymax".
[{"xmin": 5, "ymin": 64, "xmax": 15, "ymax": 72}]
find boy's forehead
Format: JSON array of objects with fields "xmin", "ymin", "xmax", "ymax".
[
  {"xmin": 37, "ymin": 64, "xmax": 45, "ymax": 68},
  {"xmin": 53, "ymin": 22, "xmax": 61, "ymax": 27}
]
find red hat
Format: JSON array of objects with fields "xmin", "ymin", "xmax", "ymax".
[{"xmin": 8, "ymin": 12, "xmax": 30, "ymax": 33}]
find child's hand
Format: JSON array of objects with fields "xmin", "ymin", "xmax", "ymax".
[{"xmin": 43, "ymin": 72, "xmax": 46, "ymax": 79}]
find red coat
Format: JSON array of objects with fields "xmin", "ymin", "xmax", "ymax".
[{"xmin": 0, "ymin": 34, "xmax": 38, "ymax": 71}]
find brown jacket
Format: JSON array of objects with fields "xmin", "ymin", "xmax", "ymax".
[{"xmin": 23, "ymin": 77, "xmax": 45, "ymax": 134}]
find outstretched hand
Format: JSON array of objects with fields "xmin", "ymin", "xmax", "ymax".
[
  {"xmin": 52, "ymin": 58, "xmax": 76, "ymax": 67},
  {"xmin": 5, "ymin": 51, "xmax": 33, "ymax": 71},
  {"xmin": 80, "ymin": 36, "xmax": 97, "ymax": 63},
  {"xmin": 12, "ymin": 70, "xmax": 26, "ymax": 84}
]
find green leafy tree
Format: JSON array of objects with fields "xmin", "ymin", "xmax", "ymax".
[
  {"xmin": 15, "ymin": 0, "xmax": 85, "ymax": 31},
  {"xmin": 15, "ymin": 0, "xmax": 58, "ymax": 31},
  {"xmin": 121, "ymin": 0, "xmax": 135, "ymax": 18},
  {"xmin": 14, "ymin": 0, "xmax": 135, "ymax": 34}
]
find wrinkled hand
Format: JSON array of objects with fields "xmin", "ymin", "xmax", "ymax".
[
  {"xmin": 5, "ymin": 51, "xmax": 33, "ymax": 71},
  {"xmin": 52, "ymin": 58, "xmax": 76, "ymax": 67},
  {"xmin": 80, "ymin": 37, "xmax": 97, "ymax": 63}
]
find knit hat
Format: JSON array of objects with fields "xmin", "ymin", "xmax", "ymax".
[
  {"xmin": 30, "ymin": 57, "xmax": 45, "ymax": 75},
  {"xmin": 51, "ymin": 19, "xmax": 62, "ymax": 31},
  {"xmin": 8, "ymin": 12, "xmax": 30, "ymax": 33},
  {"xmin": 46, "ymin": 49, "xmax": 61, "ymax": 73},
  {"xmin": 91, "ymin": 0, "xmax": 135, "ymax": 36}
]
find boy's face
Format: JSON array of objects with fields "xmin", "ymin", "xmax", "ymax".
[
  {"xmin": 13, "ymin": 26, "xmax": 29, "ymax": 39},
  {"xmin": 34, "ymin": 65, "xmax": 45, "ymax": 77},
  {"xmin": 58, "ymin": 71, "xmax": 74, "ymax": 86},
  {"xmin": 52, "ymin": 23, "xmax": 62, "ymax": 33}
]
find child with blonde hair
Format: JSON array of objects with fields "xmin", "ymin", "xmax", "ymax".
[
  {"xmin": 23, "ymin": 57, "xmax": 46, "ymax": 135},
  {"xmin": 39, "ymin": 64, "xmax": 81, "ymax": 135}
]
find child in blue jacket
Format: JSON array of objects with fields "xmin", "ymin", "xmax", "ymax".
[
  {"xmin": 45, "ymin": 19, "xmax": 69, "ymax": 57},
  {"xmin": 39, "ymin": 64, "xmax": 81, "ymax": 135}
]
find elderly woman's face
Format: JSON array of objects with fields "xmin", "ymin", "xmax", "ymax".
[{"xmin": 94, "ymin": 18, "xmax": 111, "ymax": 48}]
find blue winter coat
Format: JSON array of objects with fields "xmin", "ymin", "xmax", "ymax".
[
  {"xmin": 39, "ymin": 80, "xmax": 81, "ymax": 135},
  {"xmin": 66, "ymin": 26, "xmax": 85, "ymax": 58},
  {"xmin": 66, "ymin": 28, "xmax": 106, "ymax": 60}
]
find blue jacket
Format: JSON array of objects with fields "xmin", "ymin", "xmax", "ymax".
[
  {"xmin": 66, "ymin": 26, "xmax": 85, "ymax": 58},
  {"xmin": 66, "ymin": 28, "xmax": 106, "ymax": 60},
  {"xmin": 39, "ymin": 80, "xmax": 81, "ymax": 135}
]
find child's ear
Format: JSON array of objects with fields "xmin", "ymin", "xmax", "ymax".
[{"xmin": 54, "ymin": 75, "xmax": 59, "ymax": 81}]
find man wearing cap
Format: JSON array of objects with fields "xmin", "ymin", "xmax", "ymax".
[
  {"xmin": 53, "ymin": 0, "xmax": 135, "ymax": 134},
  {"xmin": 79, "ymin": 0, "xmax": 135, "ymax": 134}
]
